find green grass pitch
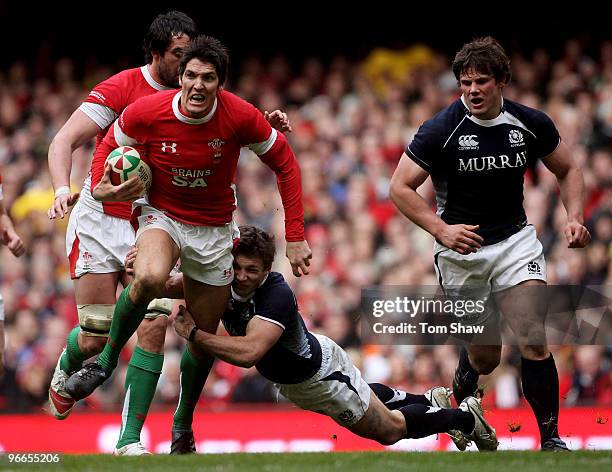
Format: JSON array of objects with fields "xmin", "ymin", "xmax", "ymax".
[{"xmin": 2, "ymin": 451, "xmax": 611, "ymax": 472}]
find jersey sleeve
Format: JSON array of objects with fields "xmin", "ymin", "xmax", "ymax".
[
  {"xmin": 78, "ymin": 102, "xmax": 117, "ymax": 130},
  {"xmin": 92, "ymin": 101, "xmax": 149, "ymax": 188},
  {"xmin": 233, "ymin": 98, "xmax": 276, "ymax": 150},
  {"xmin": 231, "ymin": 94, "xmax": 305, "ymax": 241},
  {"xmin": 406, "ymin": 119, "xmax": 443, "ymax": 173},
  {"xmin": 103, "ymin": 100, "xmax": 149, "ymax": 149},
  {"xmin": 253, "ymin": 282, "xmax": 297, "ymax": 330},
  {"xmin": 529, "ymin": 111, "xmax": 561, "ymax": 159},
  {"xmin": 83, "ymin": 72, "xmax": 128, "ymax": 116}
]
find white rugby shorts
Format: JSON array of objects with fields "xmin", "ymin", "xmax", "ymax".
[
  {"xmin": 433, "ymin": 224, "xmax": 546, "ymax": 292},
  {"xmin": 277, "ymin": 334, "xmax": 371, "ymax": 427},
  {"xmin": 131, "ymin": 200, "xmax": 237, "ymax": 286},
  {"xmin": 66, "ymin": 200, "xmax": 135, "ymax": 279}
]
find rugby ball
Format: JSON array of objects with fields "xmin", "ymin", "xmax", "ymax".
[{"xmin": 105, "ymin": 146, "xmax": 152, "ymax": 193}]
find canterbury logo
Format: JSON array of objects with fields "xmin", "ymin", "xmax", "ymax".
[
  {"xmin": 161, "ymin": 142, "xmax": 177, "ymax": 153},
  {"xmin": 458, "ymin": 135, "xmax": 479, "ymax": 148}
]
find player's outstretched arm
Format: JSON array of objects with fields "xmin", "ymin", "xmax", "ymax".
[
  {"xmin": 256, "ymin": 132, "xmax": 311, "ymax": 273},
  {"xmin": 174, "ymin": 306, "xmax": 282, "ymax": 368},
  {"xmin": 390, "ymin": 153, "xmax": 483, "ymax": 254},
  {"xmin": 47, "ymin": 110, "xmax": 100, "ymax": 219},
  {"xmin": 542, "ymin": 142, "xmax": 591, "ymax": 248}
]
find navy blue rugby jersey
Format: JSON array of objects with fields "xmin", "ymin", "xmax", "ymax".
[
  {"xmin": 222, "ymin": 272, "xmax": 322, "ymax": 384},
  {"xmin": 407, "ymin": 96, "xmax": 560, "ymax": 245}
]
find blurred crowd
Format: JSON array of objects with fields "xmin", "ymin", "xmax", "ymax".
[{"xmin": 0, "ymin": 37, "xmax": 610, "ymax": 414}]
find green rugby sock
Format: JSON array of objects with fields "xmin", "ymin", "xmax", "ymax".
[
  {"xmin": 97, "ymin": 285, "xmax": 149, "ymax": 372},
  {"xmin": 59, "ymin": 326, "xmax": 90, "ymax": 374},
  {"xmin": 172, "ymin": 347, "xmax": 214, "ymax": 431},
  {"xmin": 116, "ymin": 347, "xmax": 164, "ymax": 449}
]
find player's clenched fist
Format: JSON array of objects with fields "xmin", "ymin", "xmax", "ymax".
[{"xmin": 565, "ymin": 220, "xmax": 591, "ymax": 248}]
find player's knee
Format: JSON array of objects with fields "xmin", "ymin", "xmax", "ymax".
[
  {"xmin": 471, "ymin": 351, "xmax": 501, "ymax": 375},
  {"xmin": 132, "ymin": 273, "xmax": 166, "ymax": 302},
  {"xmin": 520, "ymin": 344, "xmax": 549, "ymax": 360},
  {"xmin": 477, "ymin": 359, "xmax": 500, "ymax": 375},
  {"xmin": 515, "ymin": 325, "xmax": 547, "ymax": 347},
  {"xmin": 376, "ymin": 418, "xmax": 405, "ymax": 445},
  {"xmin": 80, "ymin": 334, "xmax": 107, "ymax": 356},
  {"xmin": 378, "ymin": 429, "xmax": 403, "ymax": 446},
  {"xmin": 366, "ymin": 409, "xmax": 405, "ymax": 445},
  {"xmin": 136, "ymin": 317, "xmax": 167, "ymax": 353}
]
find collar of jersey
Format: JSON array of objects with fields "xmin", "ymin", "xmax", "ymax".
[
  {"xmin": 460, "ymin": 95, "xmax": 508, "ymax": 126},
  {"xmin": 140, "ymin": 65, "xmax": 173, "ymax": 91},
  {"xmin": 172, "ymin": 91, "xmax": 217, "ymax": 124},
  {"xmin": 230, "ymin": 273, "xmax": 270, "ymax": 302}
]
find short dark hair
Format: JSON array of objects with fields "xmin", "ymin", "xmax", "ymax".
[
  {"xmin": 143, "ymin": 11, "xmax": 198, "ymax": 64},
  {"xmin": 452, "ymin": 36, "xmax": 512, "ymax": 84},
  {"xmin": 234, "ymin": 225, "xmax": 276, "ymax": 270},
  {"xmin": 178, "ymin": 35, "xmax": 229, "ymax": 86}
]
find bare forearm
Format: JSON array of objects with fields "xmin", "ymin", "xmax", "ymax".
[
  {"xmin": 557, "ymin": 167, "xmax": 585, "ymax": 223},
  {"xmin": 48, "ymin": 137, "xmax": 74, "ymax": 189},
  {"xmin": 0, "ymin": 214, "xmax": 16, "ymax": 234},
  {"xmin": 390, "ymin": 184, "xmax": 444, "ymax": 238},
  {"xmin": 192, "ymin": 330, "xmax": 256, "ymax": 368}
]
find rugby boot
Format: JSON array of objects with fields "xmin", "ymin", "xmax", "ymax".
[
  {"xmin": 170, "ymin": 429, "xmax": 196, "ymax": 454},
  {"xmin": 459, "ymin": 396, "xmax": 498, "ymax": 451},
  {"xmin": 541, "ymin": 438, "xmax": 570, "ymax": 451},
  {"xmin": 48, "ymin": 349, "xmax": 76, "ymax": 419},
  {"xmin": 425, "ymin": 386, "xmax": 470, "ymax": 451},
  {"xmin": 64, "ymin": 362, "xmax": 110, "ymax": 400},
  {"xmin": 114, "ymin": 441, "xmax": 152, "ymax": 456}
]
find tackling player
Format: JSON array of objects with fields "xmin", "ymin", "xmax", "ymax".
[
  {"xmin": 171, "ymin": 226, "xmax": 497, "ymax": 451},
  {"xmin": 65, "ymin": 36, "xmax": 312, "ymax": 454}
]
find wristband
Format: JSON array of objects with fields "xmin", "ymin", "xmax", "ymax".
[
  {"xmin": 188, "ymin": 325, "xmax": 199, "ymax": 342},
  {"xmin": 54, "ymin": 186, "xmax": 71, "ymax": 199}
]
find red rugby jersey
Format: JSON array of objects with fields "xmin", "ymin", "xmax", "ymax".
[
  {"xmin": 95, "ymin": 89, "xmax": 304, "ymax": 241},
  {"xmin": 79, "ymin": 65, "xmax": 172, "ymax": 219}
]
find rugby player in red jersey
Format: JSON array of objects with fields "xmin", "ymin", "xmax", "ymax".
[
  {"xmin": 65, "ymin": 35, "xmax": 311, "ymax": 454},
  {"xmin": 47, "ymin": 13, "xmax": 291, "ymax": 455}
]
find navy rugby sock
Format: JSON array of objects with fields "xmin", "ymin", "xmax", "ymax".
[
  {"xmin": 369, "ymin": 383, "xmax": 431, "ymax": 408},
  {"xmin": 399, "ymin": 404, "xmax": 475, "ymax": 439},
  {"xmin": 453, "ymin": 347, "xmax": 480, "ymax": 401},
  {"xmin": 521, "ymin": 354, "xmax": 560, "ymax": 444}
]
